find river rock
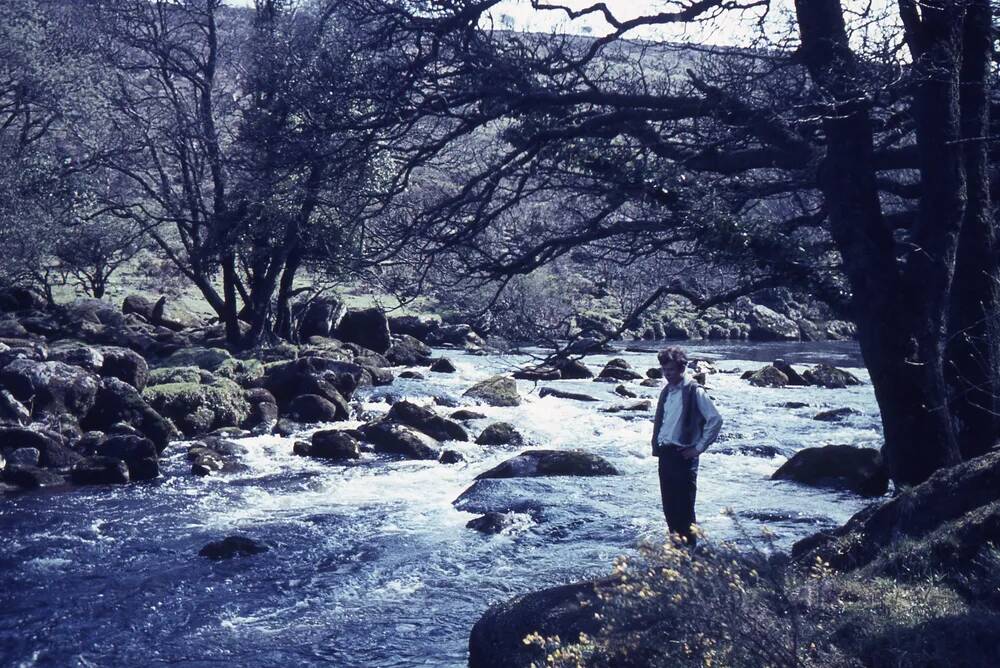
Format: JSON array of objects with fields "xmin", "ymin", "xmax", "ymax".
[
  {"xmin": 0, "ymin": 389, "xmax": 30, "ymax": 425},
  {"xmin": 538, "ymin": 387, "xmax": 599, "ymax": 402},
  {"xmin": 3, "ymin": 464, "xmax": 66, "ymax": 489},
  {"xmin": 71, "ymin": 456, "xmax": 130, "ymax": 485},
  {"xmin": 813, "ymin": 407, "xmax": 860, "ymax": 422},
  {"xmin": 476, "ymin": 422, "xmax": 524, "ymax": 446},
  {"xmin": 192, "ymin": 451, "xmax": 225, "ymax": 476},
  {"xmin": 772, "ymin": 444, "xmax": 888, "ymax": 496},
  {"xmin": 614, "ymin": 384, "xmax": 637, "ymax": 398},
  {"xmin": 713, "ymin": 444, "xmax": 792, "ymax": 458},
  {"xmin": 8, "ymin": 447, "xmax": 40, "ymax": 467},
  {"xmin": 359, "ymin": 421, "xmax": 440, "ymax": 460},
  {"xmin": 640, "ymin": 378, "xmax": 661, "ymax": 387},
  {"xmin": 287, "ymin": 394, "xmax": 345, "ymax": 423},
  {"xmin": 261, "ymin": 357, "xmax": 365, "ymax": 405},
  {"xmin": 48, "ymin": 342, "xmax": 104, "ymax": 373},
  {"xmin": 468, "ymin": 579, "xmax": 607, "ymax": 668},
  {"xmin": 161, "ymin": 346, "xmax": 233, "ymax": 372},
  {"xmin": 148, "ymin": 366, "xmax": 206, "ymax": 386},
  {"xmin": 297, "ymin": 430, "xmax": 362, "ymax": 460},
  {"xmin": 564, "ymin": 336, "xmax": 608, "ymax": 354},
  {"xmin": 96, "ymin": 434, "xmax": 159, "ymax": 481},
  {"xmin": 388, "ymin": 314, "xmax": 441, "ymax": 342},
  {"xmin": 98, "ymin": 346, "xmax": 149, "ymax": 390},
  {"xmin": 143, "ymin": 378, "xmax": 250, "ymax": 438},
  {"xmin": 386, "ymin": 335, "xmax": 433, "ymax": 366},
  {"xmin": 386, "ymin": 401, "xmax": 469, "ymax": 441},
  {"xmin": 513, "ymin": 366, "xmax": 561, "ymax": 381},
  {"xmin": 1, "ymin": 358, "xmax": 98, "ymax": 418},
  {"xmin": 597, "ymin": 365, "xmax": 643, "ymax": 382},
  {"xmin": 463, "ymin": 375, "xmax": 520, "ymax": 407},
  {"xmin": 602, "ymin": 400, "xmax": 652, "ymax": 413},
  {"xmin": 335, "ymin": 308, "xmax": 391, "ymax": 353},
  {"xmin": 551, "ymin": 358, "xmax": 593, "ymax": 379},
  {"xmin": 429, "ymin": 358, "xmax": 457, "ymax": 373},
  {"xmin": 803, "ymin": 364, "xmax": 863, "ymax": 388},
  {"xmin": 467, "ymin": 512, "xmax": 517, "ymax": 535},
  {"xmin": 746, "ymin": 304, "xmax": 800, "ymax": 341},
  {"xmin": 399, "ymin": 371, "xmax": 425, "ymax": 380},
  {"xmin": 199, "ymin": 536, "xmax": 269, "ymax": 560},
  {"xmin": 451, "ymin": 409, "xmax": 487, "ymax": 421},
  {"xmin": 83, "ymin": 377, "xmax": 175, "ymax": 452},
  {"xmin": 747, "ymin": 365, "xmax": 789, "ymax": 388},
  {"xmin": 476, "ymin": 450, "xmax": 619, "ymax": 479},
  {"xmin": 38, "ymin": 440, "xmax": 83, "ymax": 469},
  {"xmin": 297, "ymin": 297, "xmax": 347, "ymax": 339},
  {"xmin": 244, "ymin": 388, "xmax": 279, "ymax": 434},
  {"xmin": 426, "ymin": 323, "xmax": 485, "ymax": 349},
  {"xmin": 439, "ymin": 449, "xmax": 466, "ymax": 464},
  {"xmin": 64, "ymin": 298, "xmax": 127, "ymax": 329},
  {"xmin": 792, "ymin": 448, "xmax": 1000, "ymax": 577}
]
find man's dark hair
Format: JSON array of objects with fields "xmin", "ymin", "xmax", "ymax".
[{"xmin": 657, "ymin": 346, "xmax": 688, "ymax": 367}]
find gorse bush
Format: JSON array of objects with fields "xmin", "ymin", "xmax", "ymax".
[{"xmin": 524, "ymin": 527, "xmax": 1000, "ymax": 668}]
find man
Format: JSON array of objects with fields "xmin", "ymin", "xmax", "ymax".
[{"xmin": 651, "ymin": 346, "xmax": 723, "ymax": 547}]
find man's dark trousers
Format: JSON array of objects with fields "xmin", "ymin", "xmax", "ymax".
[{"xmin": 657, "ymin": 447, "xmax": 699, "ymax": 547}]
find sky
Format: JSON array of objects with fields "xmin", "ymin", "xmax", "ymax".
[{"xmin": 226, "ymin": 0, "xmax": 900, "ymax": 49}]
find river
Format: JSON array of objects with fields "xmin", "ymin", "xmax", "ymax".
[{"xmin": 0, "ymin": 341, "xmax": 880, "ymax": 667}]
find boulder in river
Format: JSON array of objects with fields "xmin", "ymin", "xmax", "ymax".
[
  {"xmin": 747, "ymin": 365, "xmax": 789, "ymax": 388},
  {"xmin": 551, "ymin": 358, "xmax": 593, "ymax": 380},
  {"xmin": 597, "ymin": 365, "xmax": 643, "ymax": 382},
  {"xmin": 296, "ymin": 430, "xmax": 362, "ymax": 460},
  {"xmin": 143, "ymin": 378, "xmax": 250, "ymax": 438},
  {"xmin": 161, "ymin": 346, "xmax": 233, "ymax": 372},
  {"xmin": 772, "ymin": 359, "xmax": 808, "ymax": 386},
  {"xmin": 335, "ymin": 307, "xmax": 392, "ymax": 353},
  {"xmin": 96, "ymin": 434, "xmax": 159, "ymax": 481},
  {"xmin": 476, "ymin": 422, "xmax": 524, "ymax": 446},
  {"xmin": 8, "ymin": 447, "xmax": 40, "ymax": 467},
  {"xmin": 614, "ymin": 384, "xmax": 637, "ymax": 398},
  {"xmin": 429, "ymin": 357, "xmax": 457, "ymax": 373},
  {"xmin": 802, "ymin": 364, "xmax": 863, "ymax": 389},
  {"xmin": 83, "ymin": 377, "xmax": 175, "ymax": 452},
  {"xmin": 388, "ymin": 314, "xmax": 441, "ymax": 342},
  {"xmin": 439, "ymin": 449, "xmax": 466, "ymax": 464},
  {"xmin": 3, "ymin": 464, "xmax": 66, "ymax": 489},
  {"xmin": 813, "ymin": 407, "xmax": 860, "ymax": 422},
  {"xmin": 772, "ymin": 444, "xmax": 888, "ymax": 497},
  {"xmin": 513, "ymin": 366, "xmax": 561, "ymax": 381},
  {"xmin": 538, "ymin": 387, "xmax": 599, "ymax": 402},
  {"xmin": 451, "ymin": 409, "xmax": 487, "ymax": 421},
  {"xmin": 261, "ymin": 357, "xmax": 365, "ymax": 405},
  {"xmin": 463, "ymin": 375, "xmax": 521, "ymax": 407},
  {"xmin": 358, "ymin": 421, "xmax": 440, "ymax": 460},
  {"xmin": 199, "ymin": 536, "xmax": 269, "ymax": 560},
  {"xmin": 746, "ymin": 304, "xmax": 800, "ymax": 341},
  {"xmin": 287, "ymin": 394, "xmax": 346, "ymax": 423},
  {"xmin": 476, "ymin": 450, "xmax": 619, "ymax": 479},
  {"xmin": 386, "ymin": 335, "xmax": 433, "ymax": 366},
  {"xmin": 71, "ymin": 456, "xmax": 130, "ymax": 485},
  {"xmin": 386, "ymin": 401, "xmax": 469, "ymax": 442}
]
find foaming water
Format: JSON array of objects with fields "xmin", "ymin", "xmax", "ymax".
[{"xmin": 0, "ymin": 342, "xmax": 879, "ymax": 667}]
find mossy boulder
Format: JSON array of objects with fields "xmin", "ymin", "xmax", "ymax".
[
  {"xmin": 463, "ymin": 375, "xmax": 521, "ymax": 407},
  {"xmin": 0, "ymin": 358, "xmax": 98, "ymax": 419},
  {"xmin": 748, "ymin": 365, "xmax": 789, "ymax": 388},
  {"xmin": 148, "ymin": 366, "xmax": 205, "ymax": 386},
  {"xmin": 82, "ymin": 377, "xmax": 175, "ymax": 452},
  {"xmin": 143, "ymin": 379, "xmax": 250, "ymax": 438},
  {"xmin": 803, "ymin": 364, "xmax": 863, "ymax": 388},
  {"xmin": 161, "ymin": 346, "xmax": 233, "ymax": 372},
  {"xmin": 215, "ymin": 358, "xmax": 264, "ymax": 386}
]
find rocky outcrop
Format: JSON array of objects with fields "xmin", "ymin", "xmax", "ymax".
[
  {"xmin": 476, "ymin": 450, "xmax": 619, "ymax": 479},
  {"xmin": 468, "ymin": 580, "xmax": 607, "ymax": 668},
  {"xmin": 388, "ymin": 314, "xmax": 441, "ymax": 342},
  {"xmin": 83, "ymin": 377, "xmax": 175, "ymax": 451},
  {"xmin": 792, "ymin": 449, "xmax": 1000, "ymax": 578},
  {"xmin": 772, "ymin": 444, "xmax": 888, "ymax": 497},
  {"xmin": 1, "ymin": 358, "xmax": 98, "ymax": 419},
  {"xmin": 463, "ymin": 375, "xmax": 521, "ymax": 407},
  {"xmin": 260, "ymin": 357, "xmax": 365, "ymax": 407},
  {"xmin": 335, "ymin": 308, "xmax": 392, "ymax": 353},
  {"xmin": 386, "ymin": 401, "xmax": 469, "ymax": 441}
]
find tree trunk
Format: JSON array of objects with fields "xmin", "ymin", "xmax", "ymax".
[
  {"xmin": 795, "ymin": 0, "xmax": 962, "ymax": 486},
  {"xmin": 947, "ymin": 0, "xmax": 1000, "ymax": 458}
]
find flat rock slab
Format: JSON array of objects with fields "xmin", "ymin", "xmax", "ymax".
[
  {"xmin": 772, "ymin": 444, "xmax": 888, "ymax": 497},
  {"xmin": 476, "ymin": 449, "xmax": 619, "ymax": 479},
  {"xmin": 538, "ymin": 387, "xmax": 599, "ymax": 402}
]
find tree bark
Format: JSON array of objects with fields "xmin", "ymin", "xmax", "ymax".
[
  {"xmin": 947, "ymin": 0, "xmax": 1000, "ymax": 458},
  {"xmin": 795, "ymin": 0, "xmax": 962, "ymax": 486}
]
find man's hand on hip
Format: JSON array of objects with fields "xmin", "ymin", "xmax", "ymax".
[{"xmin": 679, "ymin": 447, "xmax": 700, "ymax": 460}]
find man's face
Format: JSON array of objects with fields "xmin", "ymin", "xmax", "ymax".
[{"xmin": 661, "ymin": 361, "xmax": 685, "ymax": 385}]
